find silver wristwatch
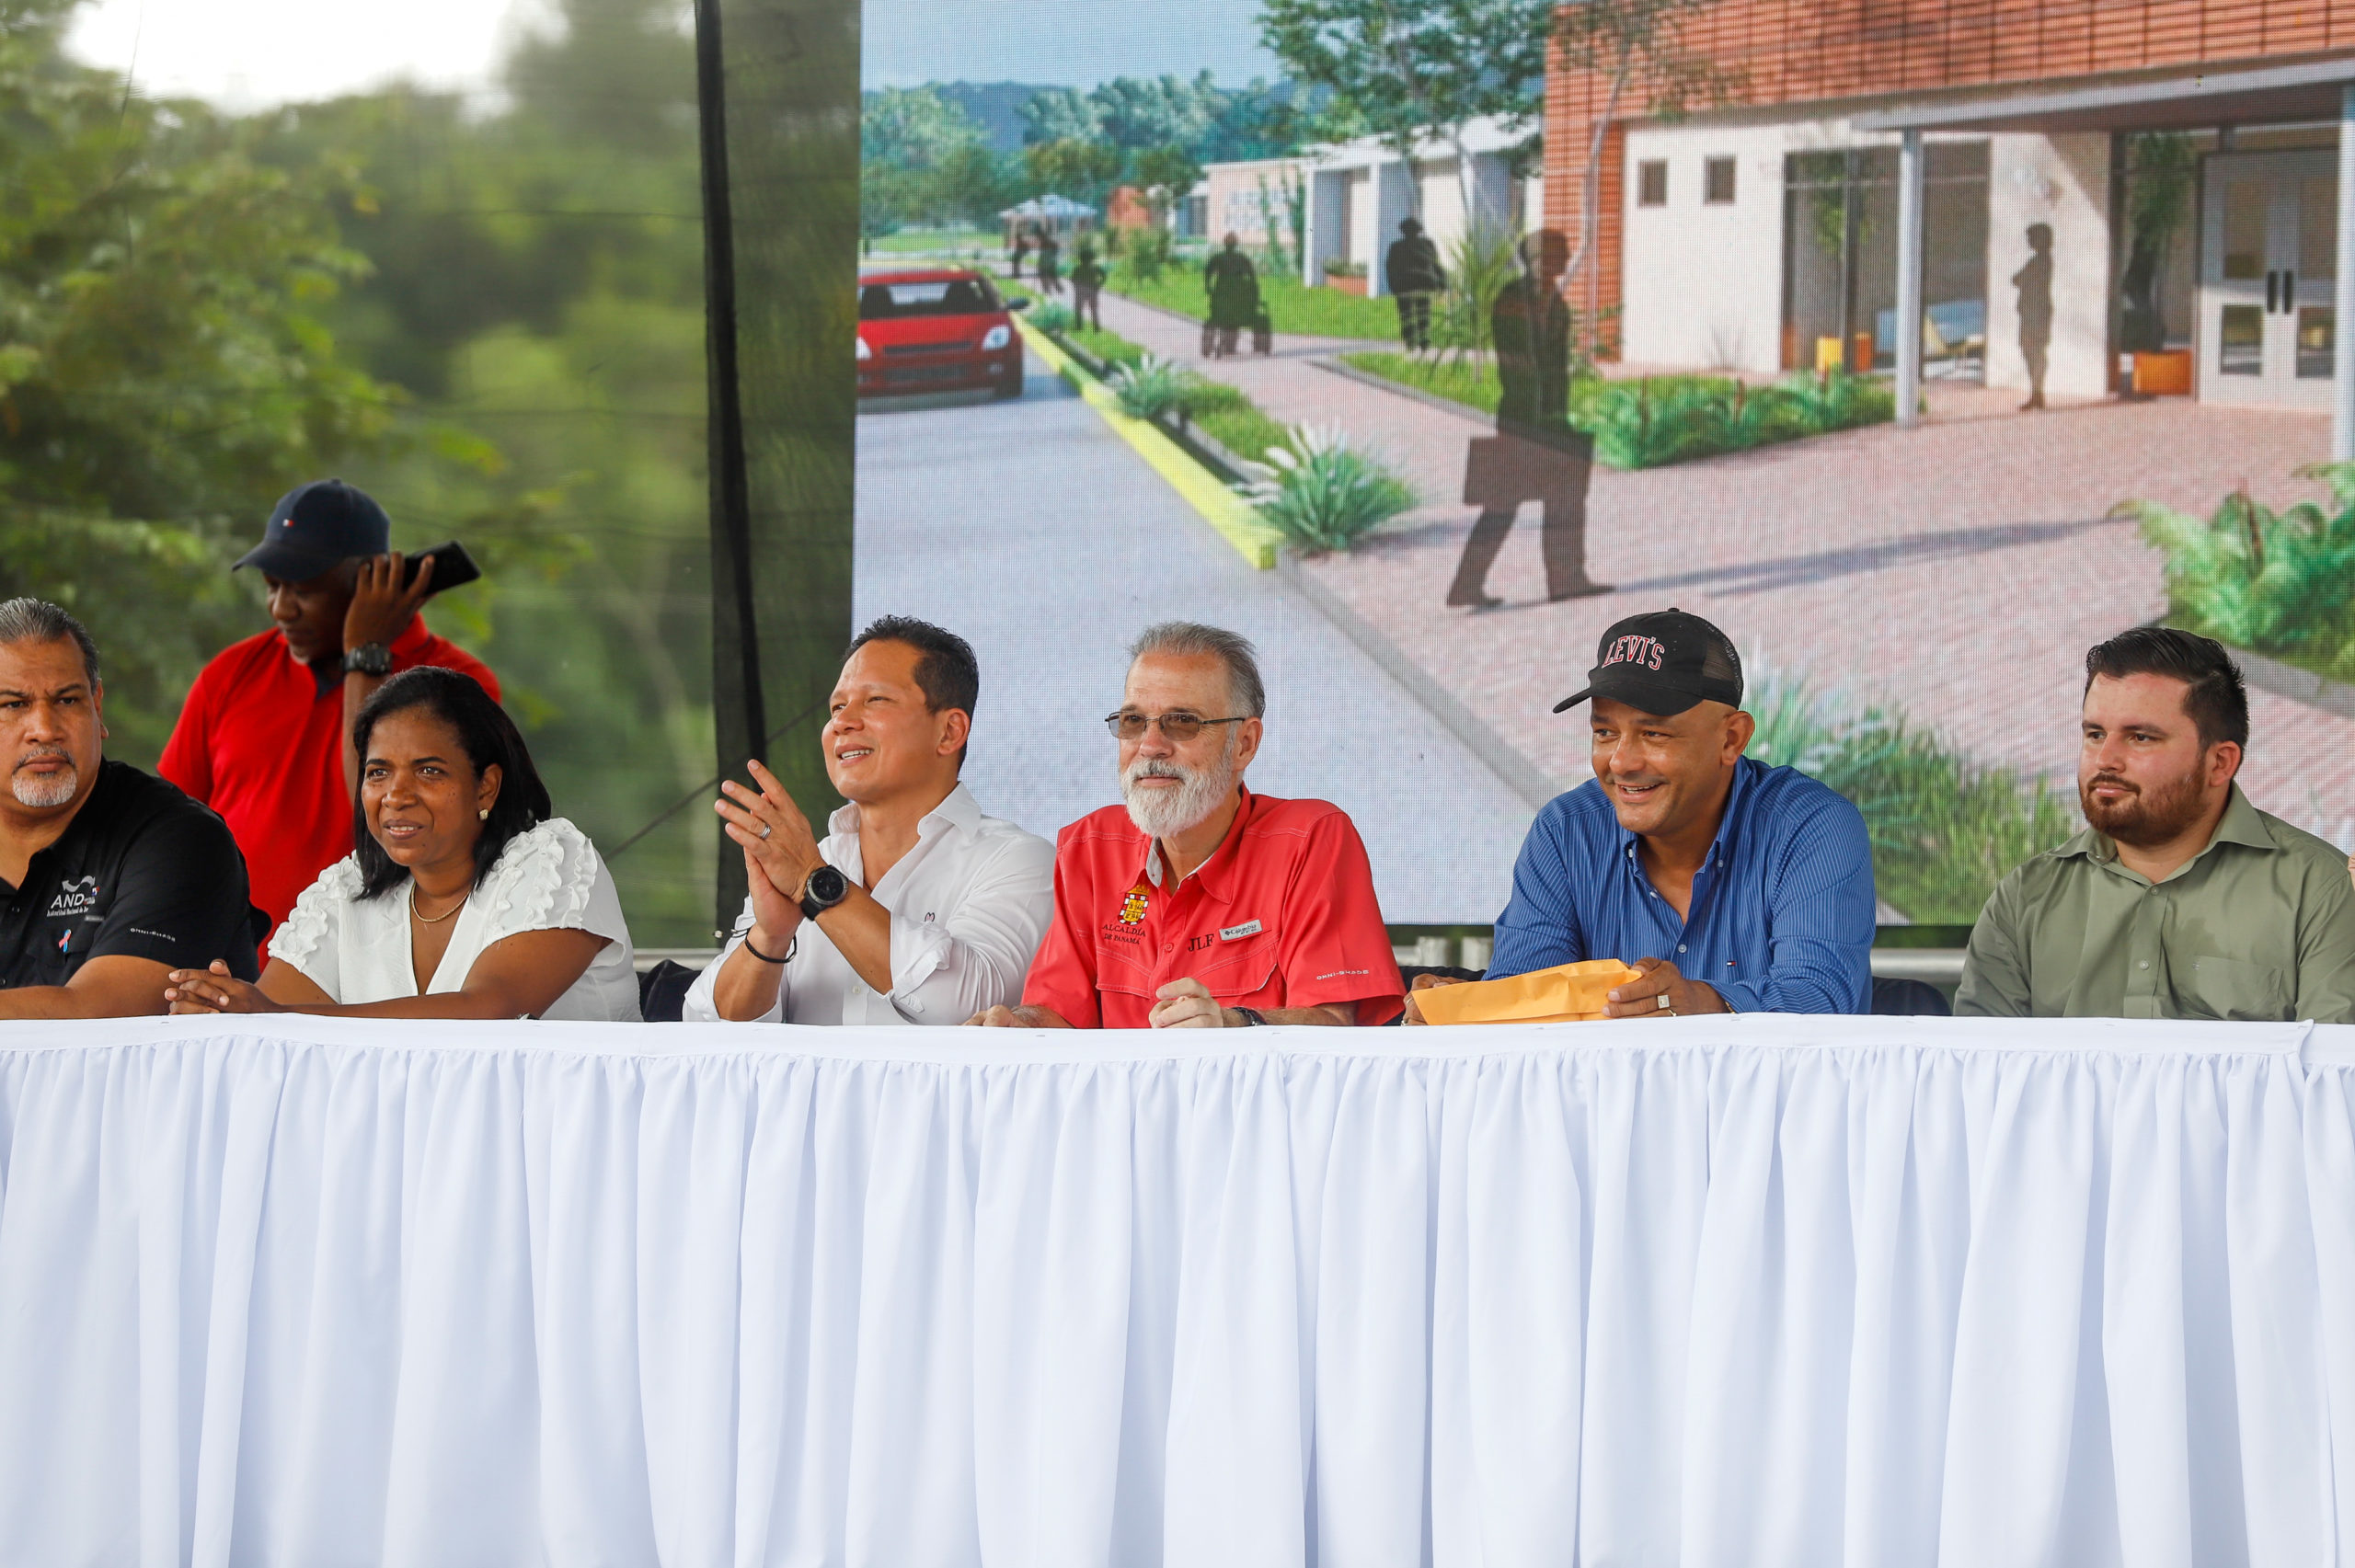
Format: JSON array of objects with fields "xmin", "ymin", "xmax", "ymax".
[{"xmin": 345, "ymin": 642, "xmax": 394, "ymax": 677}]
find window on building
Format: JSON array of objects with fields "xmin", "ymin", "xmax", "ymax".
[
  {"xmin": 1782, "ymin": 143, "xmax": 1990, "ymax": 380},
  {"xmin": 1637, "ymin": 160, "xmax": 1668, "ymax": 208},
  {"xmin": 1705, "ymin": 156, "xmax": 1737, "ymax": 205}
]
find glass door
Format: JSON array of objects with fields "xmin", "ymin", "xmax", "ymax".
[{"xmin": 2200, "ymin": 150, "xmax": 2337, "ymax": 409}]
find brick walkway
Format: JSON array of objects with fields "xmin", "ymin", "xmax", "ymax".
[{"xmin": 1094, "ymin": 289, "xmax": 2355, "ymax": 850}]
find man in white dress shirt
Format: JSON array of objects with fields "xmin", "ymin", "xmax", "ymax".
[{"xmin": 684, "ymin": 616, "xmax": 1053, "ymax": 1024}]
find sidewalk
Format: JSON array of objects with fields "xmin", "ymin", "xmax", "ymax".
[{"xmin": 1095, "ymin": 288, "xmax": 2355, "ymax": 848}]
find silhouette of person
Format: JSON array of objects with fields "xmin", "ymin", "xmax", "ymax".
[
  {"xmin": 2014, "ymin": 223, "xmax": 2053, "ymax": 411},
  {"xmin": 1384, "ymin": 216, "xmax": 1447, "ymax": 351},
  {"xmin": 1446, "ymin": 232, "xmax": 1609, "ymax": 608},
  {"xmin": 1204, "ymin": 233, "xmax": 1260, "ymax": 358},
  {"xmin": 1070, "ymin": 241, "xmax": 1107, "ymax": 331},
  {"xmin": 1010, "ymin": 228, "xmax": 1029, "ymax": 280},
  {"xmin": 1036, "ymin": 227, "xmax": 1063, "ymax": 296}
]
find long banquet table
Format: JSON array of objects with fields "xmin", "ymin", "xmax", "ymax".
[{"xmin": 0, "ymin": 1013, "xmax": 2350, "ymax": 1566}]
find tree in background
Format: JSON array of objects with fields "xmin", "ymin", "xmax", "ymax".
[
  {"xmin": 1132, "ymin": 143, "xmax": 1206, "ymax": 227},
  {"xmin": 862, "ymin": 86, "xmax": 1025, "ymax": 232},
  {"xmin": 1551, "ymin": 0, "xmax": 1741, "ymax": 335},
  {"xmin": 1022, "ymin": 138, "xmax": 1123, "ymax": 212},
  {"xmin": 1258, "ymin": 0, "xmax": 1550, "ymax": 224},
  {"xmin": 1016, "ymin": 74, "xmax": 1309, "ymax": 185},
  {"xmin": 0, "ymin": 0, "xmax": 403, "ymax": 756}
]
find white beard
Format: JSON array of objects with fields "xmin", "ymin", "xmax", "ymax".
[
  {"xmin": 11, "ymin": 761, "xmax": 77, "ymax": 808},
  {"xmin": 1121, "ymin": 738, "xmax": 1237, "ymax": 841}
]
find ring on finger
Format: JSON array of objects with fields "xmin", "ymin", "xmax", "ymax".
[
  {"xmin": 759, "ymin": 824, "xmax": 773, "ymax": 840},
  {"xmin": 1655, "ymin": 993, "xmax": 1671, "ymax": 1012}
]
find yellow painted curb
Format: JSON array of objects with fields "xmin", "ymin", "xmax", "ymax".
[{"xmin": 1017, "ymin": 316, "xmax": 1286, "ymax": 571}]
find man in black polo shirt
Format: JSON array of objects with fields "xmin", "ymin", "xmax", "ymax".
[{"xmin": 0, "ymin": 600, "xmax": 258, "ymax": 1017}]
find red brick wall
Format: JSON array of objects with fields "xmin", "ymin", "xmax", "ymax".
[{"xmin": 1545, "ymin": 0, "xmax": 2355, "ymax": 351}]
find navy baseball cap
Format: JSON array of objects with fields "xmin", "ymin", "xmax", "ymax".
[
  {"xmin": 1554, "ymin": 608, "xmax": 1744, "ymax": 716},
  {"xmin": 233, "ymin": 479, "xmax": 392, "ymax": 579}
]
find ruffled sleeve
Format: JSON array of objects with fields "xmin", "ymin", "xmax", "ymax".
[
  {"xmin": 267, "ymin": 857, "xmax": 362, "ymax": 999},
  {"xmin": 475, "ymin": 818, "xmax": 629, "ymax": 949}
]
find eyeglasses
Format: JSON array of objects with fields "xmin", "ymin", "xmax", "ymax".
[{"xmin": 1103, "ymin": 710, "xmax": 1247, "ymax": 742}]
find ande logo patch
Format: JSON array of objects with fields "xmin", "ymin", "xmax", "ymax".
[{"xmin": 47, "ymin": 875, "xmax": 99, "ymax": 919}]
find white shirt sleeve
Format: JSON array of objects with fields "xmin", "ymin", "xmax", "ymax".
[
  {"xmin": 680, "ymin": 897, "xmax": 782, "ymax": 1024},
  {"xmin": 474, "ymin": 819, "xmax": 629, "ymax": 950},
  {"xmin": 266, "ymin": 857, "xmax": 362, "ymax": 1001},
  {"xmin": 880, "ymin": 831, "xmax": 1056, "ymax": 1023}
]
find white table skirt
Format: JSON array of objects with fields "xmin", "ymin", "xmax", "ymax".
[{"xmin": 0, "ymin": 1013, "xmax": 2350, "ymax": 1567}]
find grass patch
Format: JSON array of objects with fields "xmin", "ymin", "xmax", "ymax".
[
  {"xmin": 1180, "ymin": 380, "xmax": 1289, "ymax": 463},
  {"xmin": 1748, "ymin": 665, "xmax": 2077, "ymax": 924},
  {"xmin": 1068, "ymin": 323, "xmax": 1146, "ymax": 372},
  {"xmin": 1341, "ymin": 350, "xmax": 1504, "ymax": 417},
  {"xmin": 1107, "ymin": 262, "xmax": 1402, "ymax": 341},
  {"xmin": 2120, "ymin": 464, "xmax": 2355, "ymax": 685},
  {"xmin": 1046, "ymin": 319, "xmax": 1287, "ymax": 463}
]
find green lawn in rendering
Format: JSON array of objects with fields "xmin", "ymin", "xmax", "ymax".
[{"xmin": 1108, "ymin": 266, "xmax": 1404, "ymax": 342}]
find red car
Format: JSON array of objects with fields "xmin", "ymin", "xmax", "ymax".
[{"xmin": 856, "ymin": 267, "xmax": 1027, "ymax": 399}]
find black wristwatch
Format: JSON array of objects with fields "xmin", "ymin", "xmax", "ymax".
[
  {"xmin": 1235, "ymin": 1006, "xmax": 1269, "ymax": 1026},
  {"xmin": 344, "ymin": 641, "xmax": 393, "ymax": 677},
  {"xmin": 799, "ymin": 863, "xmax": 849, "ymax": 921}
]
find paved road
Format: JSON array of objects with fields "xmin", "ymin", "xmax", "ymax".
[{"xmin": 853, "ymin": 362, "xmax": 1535, "ymax": 924}]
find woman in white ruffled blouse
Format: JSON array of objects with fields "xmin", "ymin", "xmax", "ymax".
[{"xmin": 166, "ymin": 667, "xmax": 638, "ymax": 1021}]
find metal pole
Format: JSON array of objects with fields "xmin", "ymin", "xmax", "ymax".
[
  {"xmin": 692, "ymin": 0, "xmax": 765, "ymax": 933},
  {"xmin": 1896, "ymin": 129, "xmax": 1926, "ymax": 430},
  {"xmin": 2335, "ymin": 85, "xmax": 2355, "ymax": 460}
]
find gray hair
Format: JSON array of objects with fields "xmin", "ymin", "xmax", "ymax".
[
  {"xmin": 0, "ymin": 599, "xmax": 100, "ymax": 686},
  {"xmin": 1129, "ymin": 621, "xmax": 1265, "ymax": 718}
]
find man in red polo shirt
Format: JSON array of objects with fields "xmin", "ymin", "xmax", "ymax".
[
  {"xmin": 160, "ymin": 480, "xmax": 500, "ymax": 937},
  {"xmin": 969, "ymin": 621, "xmax": 1403, "ymax": 1030}
]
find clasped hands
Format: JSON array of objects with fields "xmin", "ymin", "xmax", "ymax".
[
  {"xmin": 1402, "ymin": 956, "xmax": 1727, "ymax": 1024},
  {"xmin": 165, "ymin": 961, "xmax": 280, "ymax": 1014},
  {"xmin": 714, "ymin": 760, "xmax": 826, "ymax": 946},
  {"xmin": 967, "ymin": 976, "xmax": 1236, "ymax": 1028}
]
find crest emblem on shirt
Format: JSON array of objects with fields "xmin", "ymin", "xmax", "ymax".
[{"xmin": 1118, "ymin": 884, "xmax": 1150, "ymax": 925}]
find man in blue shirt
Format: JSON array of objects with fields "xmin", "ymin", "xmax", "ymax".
[{"xmin": 1440, "ymin": 608, "xmax": 1875, "ymax": 1017}]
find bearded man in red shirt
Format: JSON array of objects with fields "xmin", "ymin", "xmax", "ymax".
[
  {"xmin": 161, "ymin": 480, "xmax": 499, "ymax": 939},
  {"xmin": 969, "ymin": 621, "xmax": 1403, "ymax": 1030}
]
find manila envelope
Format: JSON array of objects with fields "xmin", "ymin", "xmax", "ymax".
[{"xmin": 1414, "ymin": 958, "xmax": 1646, "ymax": 1026}]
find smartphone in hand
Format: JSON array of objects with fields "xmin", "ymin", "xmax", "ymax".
[{"xmin": 400, "ymin": 542, "xmax": 482, "ymax": 597}]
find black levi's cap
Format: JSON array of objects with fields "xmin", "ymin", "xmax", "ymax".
[
  {"xmin": 233, "ymin": 479, "xmax": 392, "ymax": 579},
  {"xmin": 1553, "ymin": 608, "xmax": 1744, "ymax": 716}
]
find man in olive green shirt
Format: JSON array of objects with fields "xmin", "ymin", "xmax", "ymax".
[{"xmin": 1958, "ymin": 627, "xmax": 2355, "ymax": 1022}]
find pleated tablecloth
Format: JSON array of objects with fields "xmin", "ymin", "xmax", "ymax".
[{"xmin": 0, "ymin": 1013, "xmax": 2351, "ymax": 1567}]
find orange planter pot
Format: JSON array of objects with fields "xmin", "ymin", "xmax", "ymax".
[
  {"xmin": 1325, "ymin": 273, "xmax": 1368, "ymax": 296},
  {"xmin": 2133, "ymin": 349, "xmax": 2193, "ymax": 396}
]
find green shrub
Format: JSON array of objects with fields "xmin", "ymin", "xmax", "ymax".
[
  {"xmin": 1747, "ymin": 663, "xmax": 2078, "ymax": 922},
  {"xmin": 1028, "ymin": 300, "xmax": 1076, "ymax": 334},
  {"xmin": 1109, "ymin": 354, "xmax": 1187, "ymax": 420},
  {"xmin": 1580, "ymin": 371, "xmax": 1891, "ymax": 469},
  {"xmin": 1776, "ymin": 368, "xmax": 1895, "ymax": 432},
  {"xmin": 1125, "ymin": 225, "xmax": 1172, "ymax": 281},
  {"xmin": 2120, "ymin": 463, "xmax": 2355, "ymax": 681},
  {"xmin": 1235, "ymin": 424, "xmax": 1418, "ymax": 554}
]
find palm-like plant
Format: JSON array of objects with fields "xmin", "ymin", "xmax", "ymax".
[
  {"xmin": 2120, "ymin": 462, "xmax": 2355, "ymax": 677},
  {"xmin": 1235, "ymin": 424, "xmax": 1418, "ymax": 554},
  {"xmin": 1429, "ymin": 223, "xmax": 1524, "ymax": 372},
  {"xmin": 1108, "ymin": 354, "xmax": 1187, "ymax": 420}
]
